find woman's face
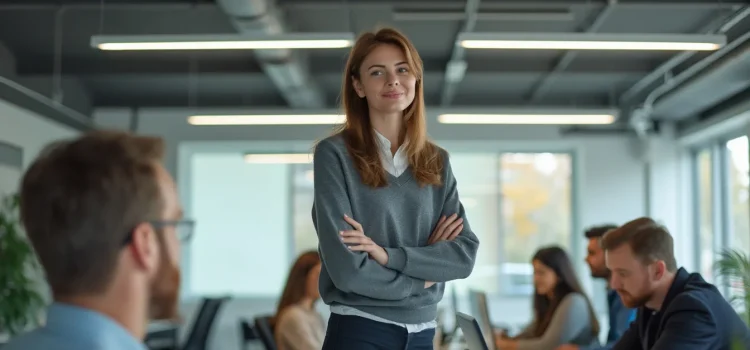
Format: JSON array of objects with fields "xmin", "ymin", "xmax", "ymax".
[
  {"xmin": 353, "ymin": 43, "xmax": 417, "ymax": 116},
  {"xmin": 533, "ymin": 259, "xmax": 559, "ymax": 297},
  {"xmin": 305, "ymin": 263, "xmax": 322, "ymax": 299}
]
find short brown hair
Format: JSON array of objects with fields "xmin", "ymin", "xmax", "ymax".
[
  {"xmin": 584, "ymin": 224, "xmax": 618, "ymax": 239},
  {"xmin": 20, "ymin": 130, "xmax": 166, "ymax": 297},
  {"xmin": 601, "ymin": 217, "xmax": 677, "ymax": 272}
]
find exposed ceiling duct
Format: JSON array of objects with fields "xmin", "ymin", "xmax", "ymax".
[
  {"xmin": 216, "ymin": 0, "xmax": 326, "ymax": 109},
  {"xmin": 649, "ymin": 31, "xmax": 750, "ymax": 120},
  {"xmin": 624, "ymin": 6, "xmax": 750, "ymax": 121}
]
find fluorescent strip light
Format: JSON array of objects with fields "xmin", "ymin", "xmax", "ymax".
[
  {"xmin": 438, "ymin": 114, "xmax": 616, "ymax": 125},
  {"xmin": 187, "ymin": 114, "xmax": 346, "ymax": 125},
  {"xmin": 91, "ymin": 33, "xmax": 355, "ymax": 51},
  {"xmin": 461, "ymin": 40, "xmax": 720, "ymax": 51},
  {"xmin": 244, "ymin": 153, "xmax": 312, "ymax": 164},
  {"xmin": 458, "ymin": 33, "xmax": 725, "ymax": 51}
]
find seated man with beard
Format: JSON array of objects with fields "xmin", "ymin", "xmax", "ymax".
[
  {"xmin": 4, "ymin": 131, "xmax": 187, "ymax": 350},
  {"xmin": 603, "ymin": 217, "xmax": 750, "ymax": 350}
]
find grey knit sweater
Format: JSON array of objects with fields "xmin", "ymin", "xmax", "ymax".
[{"xmin": 311, "ymin": 134, "xmax": 480, "ymax": 324}]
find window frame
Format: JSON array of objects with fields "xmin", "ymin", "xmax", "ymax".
[{"xmin": 689, "ymin": 128, "xmax": 748, "ymax": 297}]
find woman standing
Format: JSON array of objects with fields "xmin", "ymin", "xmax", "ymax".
[{"xmin": 312, "ymin": 27, "xmax": 480, "ymax": 349}]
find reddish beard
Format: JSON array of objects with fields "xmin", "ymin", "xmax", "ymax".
[
  {"xmin": 617, "ymin": 289, "xmax": 650, "ymax": 309},
  {"xmin": 149, "ymin": 237, "xmax": 181, "ymax": 321}
]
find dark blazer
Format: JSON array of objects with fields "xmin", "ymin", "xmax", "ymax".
[{"xmin": 613, "ymin": 267, "xmax": 750, "ymax": 350}]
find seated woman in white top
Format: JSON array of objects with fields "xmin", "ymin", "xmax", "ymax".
[
  {"xmin": 273, "ymin": 251, "xmax": 325, "ymax": 350},
  {"xmin": 496, "ymin": 246, "xmax": 600, "ymax": 350}
]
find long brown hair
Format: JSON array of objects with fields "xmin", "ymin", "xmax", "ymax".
[
  {"xmin": 271, "ymin": 251, "xmax": 321, "ymax": 328},
  {"xmin": 337, "ymin": 27, "xmax": 443, "ymax": 188},
  {"xmin": 531, "ymin": 246, "xmax": 600, "ymax": 337}
]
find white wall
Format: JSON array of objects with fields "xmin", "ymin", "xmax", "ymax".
[
  {"xmin": 0, "ymin": 99, "xmax": 79, "ymax": 171},
  {"xmin": 94, "ymin": 107, "xmax": 690, "ymax": 350},
  {"xmin": 0, "ymin": 98, "xmax": 79, "ymax": 199}
]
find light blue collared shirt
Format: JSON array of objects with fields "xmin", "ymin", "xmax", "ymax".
[{"xmin": 3, "ymin": 302, "xmax": 147, "ymax": 350}]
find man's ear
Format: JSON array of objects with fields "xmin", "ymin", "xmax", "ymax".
[
  {"xmin": 352, "ymin": 76, "xmax": 365, "ymax": 98},
  {"xmin": 129, "ymin": 222, "xmax": 159, "ymax": 274},
  {"xmin": 652, "ymin": 260, "xmax": 667, "ymax": 281}
]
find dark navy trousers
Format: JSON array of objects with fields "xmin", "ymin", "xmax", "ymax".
[{"xmin": 322, "ymin": 313, "xmax": 435, "ymax": 350}]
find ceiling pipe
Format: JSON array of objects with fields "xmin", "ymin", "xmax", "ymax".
[
  {"xmin": 215, "ymin": 0, "xmax": 326, "ymax": 109},
  {"xmin": 0, "ymin": 75, "xmax": 93, "ymax": 131},
  {"xmin": 622, "ymin": 6, "xmax": 750, "ymax": 136},
  {"xmin": 639, "ymin": 29, "xmax": 750, "ymax": 117}
]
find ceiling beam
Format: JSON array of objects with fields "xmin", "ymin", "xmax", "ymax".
[
  {"xmin": 279, "ymin": 1, "xmax": 744, "ymax": 10},
  {"xmin": 18, "ymin": 56, "xmax": 654, "ymax": 75},
  {"xmin": 439, "ymin": 0, "xmax": 481, "ymax": 107},
  {"xmin": 526, "ymin": 0, "xmax": 616, "ymax": 104},
  {"xmin": 0, "ymin": 2, "xmax": 199, "ymax": 11}
]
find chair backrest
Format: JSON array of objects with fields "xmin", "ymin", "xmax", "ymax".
[
  {"xmin": 239, "ymin": 319, "xmax": 258, "ymax": 350},
  {"xmin": 254, "ymin": 315, "xmax": 277, "ymax": 350},
  {"xmin": 181, "ymin": 296, "xmax": 230, "ymax": 350}
]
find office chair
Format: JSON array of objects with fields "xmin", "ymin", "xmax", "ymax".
[
  {"xmin": 181, "ymin": 296, "xmax": 230, "ymax": 350},
  {"xmin": 254, "ymin": 315, "xmax": 277, "ymax": 350},
  {"xmin": 239, "ymin": 319, "xmax": 259, "ymax": 350}
]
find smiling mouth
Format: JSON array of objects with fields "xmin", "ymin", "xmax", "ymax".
[{"xmin": 382, "ymin": 92, "xmax": 403, "ymax": 99}]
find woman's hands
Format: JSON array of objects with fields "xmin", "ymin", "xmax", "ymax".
[
  {"xmin": 340, "ymin": 215, "xmax": 390, "ymax": 265},
  {"xmin": 427, "ymin": 214, "xmax": 464, "ymax": 245},
  {"xmin": 340, "ymin": 213, "xmax": 464, "ymax": 287}
]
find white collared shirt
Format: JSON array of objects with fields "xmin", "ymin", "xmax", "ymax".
[
  {"xmin": 329, "ymin": 129, "xmax": 437, "ymax": 333},
  {"xmin": 373, "ymin": 130, "xmax": 409, "ymax": 177}
]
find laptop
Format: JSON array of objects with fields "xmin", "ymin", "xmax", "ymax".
[{"xmin": 456, "ymin": 312, "xmax": 491, "ymax": 350}]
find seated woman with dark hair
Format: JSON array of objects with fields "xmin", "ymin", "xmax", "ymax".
[
  {"xmin": 496, "ymin": 246, "xmax": 600, "ymax": 350},
  {"xmin": 273, "ymin": 251, "xmax": 325, "ymax": 350}
]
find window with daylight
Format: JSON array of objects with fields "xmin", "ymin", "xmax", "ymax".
[
  {"xmin": 696, "ymin": 148, "xmax": 715, "ymax": 283},
  {"xmin": 187, "ymin": 151, "xmax": 574, "ymax": 298},
  {"xmin": 499, "ymin": 153, "xmax": 573, "ymax": 295},
  {"xmin": 726, "ymin": 136, "xmax": 750, "ymax": 256},
  {"xmin": 446, "ymin": 152, "xmax": 573, "ymax": 297}
]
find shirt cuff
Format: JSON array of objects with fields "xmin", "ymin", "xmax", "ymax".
[{"xmin": 384, "ymin": 247, "xmax": 407, "ymax": 271}]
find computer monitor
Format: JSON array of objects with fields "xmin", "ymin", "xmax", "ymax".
[
  {"xmin": 468, "ymin": 290, "xmax": 494, "ymax": 349},
  {"xmin": 456, "ymin": 312, "xmax": 490, "ymax": 350}
]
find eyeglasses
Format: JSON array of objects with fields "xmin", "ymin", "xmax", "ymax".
[{"xmin": 122, "ymin": 219, "xmax": 196, "ymax": 246}]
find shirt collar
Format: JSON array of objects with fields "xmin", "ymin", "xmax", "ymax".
[
  {"xmin": 46, "ymin": 302, "xmax": 148, "ymax": 350},
  {"xmin": 373, "ymin": 129, "xmax": 408, "ymax": 154}
]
